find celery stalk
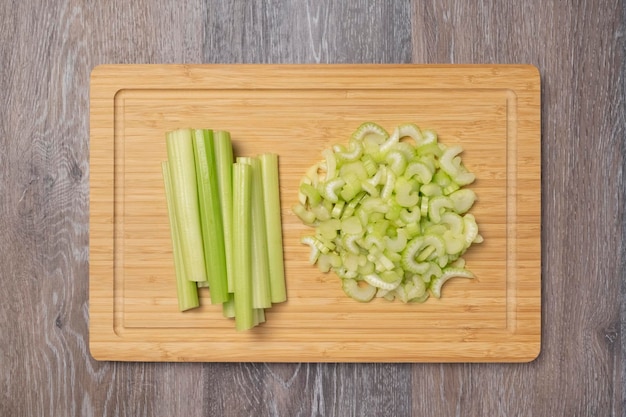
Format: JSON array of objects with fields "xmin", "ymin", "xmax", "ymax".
[
  {"xmin": 192, "ymin": 129, "xmax": 228, "ymax": 304},
  {"xmin": 238, "ymin": 157, "xmax": 272, "ymax": 309},
  {"xmin": 165, "ymin": 129, "xmax": 207, "ymax": 282},
  {"xmin": 254, "ymin": 308, "xmax": 266, "ymax": 326},
  {"xmin": 222, "ymin": 293, "xmax": 235, "ymax": 318},
  {"xmin": 213, "ymin": 131, "xmax": 235, "ymax": 293},
  {"xmin": 161, "ymin": 161, "xmax": 200, "ymax": 311},
  {"xmin": 232, "ymin": 162, "xmax": 255, "ymax": 331},
  {"xmin": 259, "ymin": 153, "xmax": 287, "ymax": 303}
]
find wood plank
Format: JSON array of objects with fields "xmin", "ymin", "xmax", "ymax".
[{"xmin": 2, "ymin": 0, "xmax": 624, "ymax": 415}]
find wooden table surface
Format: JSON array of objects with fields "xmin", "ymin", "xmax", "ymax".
[{"xmin": 0, "ymin": 1, "xmax": 623, "ymax": 416}]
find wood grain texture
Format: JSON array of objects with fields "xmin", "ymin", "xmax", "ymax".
[
  {"xmin": 0, "ymin": 0, "xmax": 623, "ymax": 416},
  {"xmin": 89, "ymin": 64, "xmax": 540, "ymax": 363}
]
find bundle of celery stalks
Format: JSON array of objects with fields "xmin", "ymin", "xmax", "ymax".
[{"xmin": 162, "ymin": 128, "xmax": 285, "ymax": 331}]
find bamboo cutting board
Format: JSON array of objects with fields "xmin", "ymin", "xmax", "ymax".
[{"xmin": 89, "ymin": 64, "xmax": 541, "ymax": 362}]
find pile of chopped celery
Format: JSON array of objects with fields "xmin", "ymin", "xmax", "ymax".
[
  {"xmin": 162, "ymin": 128, "xmax": 286, "ymax": 331},
  {"xmin": 293, "ymin": 122, "xmax": 483, "ymax": 303}
]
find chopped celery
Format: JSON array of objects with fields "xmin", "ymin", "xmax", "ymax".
[
  {"xmin": 364, "ymin": 273, "xmax": 401, "ymax": 291},
  {"xmin": 430, "ymin": 268, "xmax": 475, "ymax": 298},
  {"xmin": 293, "ymin": 122, "xmax": 482, "ymax": 303},
  {"xmin": 342, "ymin": 278, "xmax": 376, "ymax": 302},
  {"xmin": 449, "ymin": 189, "xmax": 477, "ymax": 213}
]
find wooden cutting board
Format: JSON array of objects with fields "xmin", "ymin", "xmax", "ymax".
[{"xmin": 89, "ymin": 64, "xmax": 541, "ymax": 362}]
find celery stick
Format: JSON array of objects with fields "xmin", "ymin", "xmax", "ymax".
[
  {"xmin": 192, "ymin": 129, "xmax": 228, "ymax": 304},
  {"xmin": 213, "ymin": 131, "xmax": 235, "ymax": 293},
  {"xmin": 232, "ymin": 162, "xmax": 254, "ymax": 331},
  {"xmin": 256, "ymin": 308, "xmax": 266, "ymax": 324},
  {"xmin": 253, "ymin": 308, "xmax": 266, "ymax": 326},
  {"xmin": 238, "ymin": 157, "xmax": 272, "ymax": 309},
  {"xmin": 165, "ymin": 129, "xmax": 207, "ymax": 282},
  {"xmin": 161, "ymin": 161, "xmax": 199, "ymax": 311},
  {"xmin": 259, "ymin": 153, "xmax": 287, "ymax": 303},
  {"xmin": 222, "ymin": 294, "xmax": 235, "ymax": 318}
]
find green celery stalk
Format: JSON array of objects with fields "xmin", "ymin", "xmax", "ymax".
[
  {"xmin": 255, "ymin": 308, "xmax": 266, "ymax": 325},
  {"xmin": 238, "ymin": 156, "xmax": 272, "ymax": 309},
  {"xmin": 165, "ymin": 129, "xmax": 207, "ymax": 282},
  {"xmin": 222, "ymin": 293, "xmax": 235, "ymax": 318},
  {"xmin": 259, "ymin": 153, "xmax": 287, "ymax": 303},
  {"xmin": 161, "ymin": 161, "xmax": 200, "ymax": 311},
  {"xmin": 192, "ymin": 129, "xmax": 228, "ymax": 304},
  {"xmin": 232, "ymin": 162, "xmax": 254, "ymax": 331},
  {"xmin": 213, "ymin": 131, "xmax": 235, "ymax": 293}
]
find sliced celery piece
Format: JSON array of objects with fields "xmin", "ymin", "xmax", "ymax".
[
  {"xmin": 342, "ymin": 278, "xmax": 376, "ymax": 302},
  {"xmin": 430, "ymin": 268, "xmax": 474, "ymax": 298}
]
